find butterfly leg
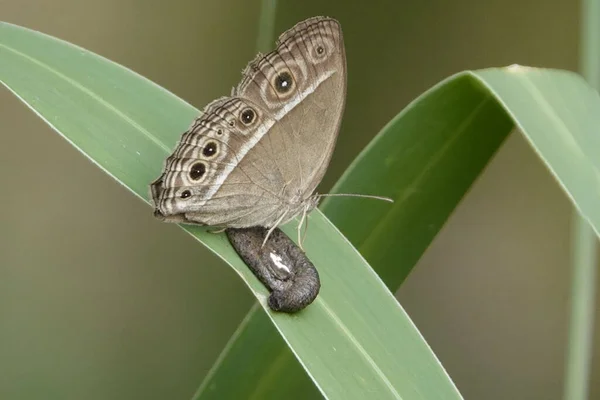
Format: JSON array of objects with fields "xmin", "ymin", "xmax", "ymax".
[
  {"xmin": 208, "ymin": 227, "xmax": 227, "ymax": 234},
  {"xmin": 262, "ymin": 210, "xmax": 289, "ymax": 248},
  {"xmin": 301, "ymin": 208, "xmax": 309, "ymax": 250},
  {"xmin": 297, "ymin": 206, "xmax": 309, "ymax": 251},
  {"xmin": 296, "ymin": 217, "xmax": 303, "ymax": 251},
  {"xmin": 277, "ymin": 181, "xmax": 290, "ymax": 197},
  {"xmin": 262, "ymin": 225, "xmax": 278, "ymax": 248}
]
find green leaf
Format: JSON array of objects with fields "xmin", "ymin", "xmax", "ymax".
[
  {"xmin": 0, "ymin": 22, "xmax": 462, "ymax": 400},
  {"xmin": 327, "ymin": 65, "xmax": 600, "ymax": 282},
  {"xmin": 196, "ymin": 69, "xmax": 600, "ymax": 397}
]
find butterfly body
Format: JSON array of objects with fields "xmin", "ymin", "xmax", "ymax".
[{"xmin": 151, "ymin": 17, "xmax": 346, "ymax": 233}]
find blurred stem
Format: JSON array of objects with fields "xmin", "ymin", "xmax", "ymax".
[
  {"xmin": 564, "ymin": 217, "xmax": 598, "ymax": 400},
  {"xmin": 580, "ymin": 0, "xmax": 600, "ymax": 88},
  {"xmin": 256, "ymin": 0, "xmax": 278, "ymax": 53},
  {"xmin": 563, "ymin": 1, "xmax": 600, "ymax": 399}
]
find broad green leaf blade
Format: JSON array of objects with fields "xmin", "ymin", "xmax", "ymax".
[
  {"xmin": 192, "ymin": 304, "xmax": 317, "ymax": 399},
  {"xmin": 472, "ymin": 67, "xmax": 600, "ymax": 235},
  {"xmin": 328, "ymin": 67, "xmax": 600, "ymax": 280},
  {"xmin": 197, "ymin": 69, "xmax": 600, "ymax": 397},
  {"xmin": 325, "ymin": 73, "xmax": 513, "ymax": 286},
  {"xmin": 0, "ymin": 23, "xmax": 461, "ymax": 400}
]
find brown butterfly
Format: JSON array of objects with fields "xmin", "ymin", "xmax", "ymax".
[{"xmin": 151, "ymin": 16, "xmax": 390, "ymax": 247}]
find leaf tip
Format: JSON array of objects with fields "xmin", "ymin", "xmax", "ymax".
[{"xmin": 506, "ymin": 64, "xmax": 531, "ymax": 73}]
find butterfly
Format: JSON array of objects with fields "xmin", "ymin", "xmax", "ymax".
[{"xmin": 151, "ymin": 16, "xmax": 391, "ymax": 248}]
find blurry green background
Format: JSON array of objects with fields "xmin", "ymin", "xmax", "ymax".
[{"xmin": 1, "ymin": 0, "xmax": 598, "ymax": 399}]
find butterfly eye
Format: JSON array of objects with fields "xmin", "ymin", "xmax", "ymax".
[
  {"xmin": 202, "ymin": 141, "xmax": 218, "ymax": 158},
  {"xmin": 180, "ymin": 190, "xmax": 191, "ymax": 199},
  {"xmin": 274, "ymin": 71, "xmax": 294, "ymax": 94},
  {"xmin": 240, "ymin": 108, "xmax": 256, "ymax": 125},
  {"xmin": 189, "ymin": 162, "xmax": 206, "ymax": 181}
]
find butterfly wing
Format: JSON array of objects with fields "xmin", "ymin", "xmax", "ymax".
[
  {"xmin": 151, "ymin": 17, "xmax": 346, "ymax": 228},
  {"xmin": 233, "ymin": 16, "xmax": 347, "ymax": 201},
  {"xmin": 151, "ymin": 97, "xmax": 283, "ymax": 226}
]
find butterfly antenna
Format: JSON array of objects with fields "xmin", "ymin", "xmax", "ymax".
[{"xmin": 316, "ymin": 193, "xmax": 394, "ymax": 203}]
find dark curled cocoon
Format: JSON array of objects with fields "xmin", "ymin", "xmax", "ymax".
[{"xmin": 226, "ymin": 227, "xmax": 320, "ymax": 313}]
